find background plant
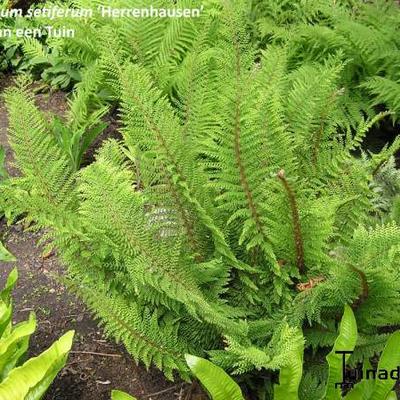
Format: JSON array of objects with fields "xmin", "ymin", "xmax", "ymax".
[
  {"xmin": 251, "ymin": 0, "xmax": 400, "ymax": 122},
  {"xmin": 0, "ymin": 0, "xmax": 81, "ymax": 88}
]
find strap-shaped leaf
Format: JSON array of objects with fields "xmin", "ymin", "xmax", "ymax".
[
  {"xmin": 0, "ymin": 302, "xmax": 12, "ymax": 340},
  {"xmin": 0, "ymin": 312, "xmax": 36, "ymax": 381},
  {"xmin": 0, "ymin": 242, "xmax": 16, "ymax": 263},
  {"xmin": 0, "ymin": 268, "xmax": 18, "ymax": 338},
  {"xmin": 324, "ymin": 304, "xmax": 358, "ymax": 400},
  {"xmin": 370, "ymin": 331, "xmax": 400, "ymax": 400},
  {"xmin": 0, "ymin": 330, "xmax": 74, "ymax": 400},
  {"xmin": 0, "ymin": 268, "xmax": 18, "ymax": 304},
  {"xmin": 111, "ymin": 390, "xmax": 137, "ymax": 400},
  {"xmin": 274, "ymin": 328, "xmax": 304, "ymax": 400},
  {"xmin": 185, "ymin": 354, "xmax": 244, "ymax": 400}
]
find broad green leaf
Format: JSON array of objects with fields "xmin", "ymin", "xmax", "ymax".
[
  {"xmin": 0, "ymin": 330, "xmax": 74, "ymax": 400},
  {"xmin": 0, "ymin": 302, "xmax": 12, "ymax": 339},
  {"xmin": 0, "ymin": 269, "xmax": 17, "ymax": 338},
  {"xmin": 370, "ymin": 331, "xmax": 400, "ymax": 400},
  {"xmin": 185, "ymin": 354, "xmax": 244, "ymax": 400},
  {"xmin": 1, "ymin": 268, "xmax": 18, "ymax": 304},
  {"xmin": 324, "ymin": 305, "xmax": 358, "ymax": 400},
  {"xmin": 28, "ymin": 56, "xmax": 50, "ymax": 66},
  {"xmin": 69, "ymin": 69, "xmax": 81, "ymax": 82},
  {"xmin": 386, "ymin": 392, "xmax": 397, "ymax": 400},
  {"xmin": 0, "ymin": 312, "xmax": 36, "ymax": 381},
  {"xmin": 111, "ymin": 390, "xmax": 137, "ymax": 400},
  {"xmin": 274, "ymin": 327, "xmax": 304, "ymax": 400},
  {"xmin": 0, "ymin": 242, "xmax": 16, "ymax": 263}
]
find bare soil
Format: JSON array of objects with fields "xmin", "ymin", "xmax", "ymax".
[{"xmin": 0, "ymin": 74, "xmax": 203, "ymax": 400}]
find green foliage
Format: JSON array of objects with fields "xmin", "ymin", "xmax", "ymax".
[
  {"xmin": 0, "ymin": 146, "xmax": 7, "ymax": 181},
  {"xmin": 371, "ymin": 156, "xmax": 400, "ymax": 223},
  {"xmin": 251, "ymin": 0, "xmax": 400, "ymax": 122},
  {"xmin": 184, "ymin": 307, "xmax": 400, "ymax": 400},
  {"xmin": 0, "ymin": 242, "xmax": 15, "ymax": 262},
  {"xmin": 327, "ymin": 307, "xmax": 400, "ymax": 400},
  {"xmin": 273, "ymin": 327, "xmax": 304, "ymax": 400},
  {"xmin": 324, "ymin": 305, "xmax": 357, "ymax": 400},
  {"xmin": 0, "ymin": 268, "xmax": 17, "ymax": 337},
  {"xmin": 0, "ymin": 10, "xmax": 40, "ymax": 75},
  {"xmin": 0, "ymin": 268, "xmax": 74, "ymax": 399},
  {"xmin": 22, "ymin": 40, "xmax": 82, "ymax": 89},
  {"xmin": 0, "ymin": 0, "xmax": 81, "ymax": 88},
  {"xmin": 51, "ymin": 113, "xmax": 107, "ymax": 171},
  {"xmin": 0, "ymin": 312, "xmax": 36, "ymax": 381},
  {"xmin": 1, "ymin": 0, "xmax": 400, "ymax": 398},
  {"xmin": 0, "ymin": 330, "xmax": 74, "ymax": 400},
  {"xmin": 0, "ymin": 146, "xmax": 8, "ymax": 218},
  {"xmin": 111, "ymin": 391, "xmax": 137, "ymax": 400},
  {"xmin": 186, "ymin": 354, "xmax": 245, "ymax": 400},
  {"xmin": 365, "ymin": 332, "xmax": 400, "ymax": 400}
]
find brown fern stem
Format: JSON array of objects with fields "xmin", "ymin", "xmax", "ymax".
[
  {"xmin": 232, "ymin": 31, "xmax": 267, "ymax": 245},
  {"xmin": 277, "ymin": 169, "xmax": 305, "ymax": 274},
  {"xmin": 234, "ymin": 102, "xmax": 264, "ymax": 234}
]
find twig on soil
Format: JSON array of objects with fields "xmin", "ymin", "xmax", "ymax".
[
  {"xmin": 93, "ymin": 339, "xmax": 113, "ymax": 347},
  {"xmin": 70, "ymin": 350, "xmax": 122, "ymax": 358},
  {"xmin": 142, "ymin": 384, "xmax": 182, "ymax": 398}
]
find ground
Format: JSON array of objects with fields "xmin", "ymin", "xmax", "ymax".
[{"xmin": 0, "ymin": 74, "xmax": 204, "ymax": 400}]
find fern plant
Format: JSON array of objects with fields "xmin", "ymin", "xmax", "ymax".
[
  {"xmin": 1, "ymin": 0, "xmax": 400, "ymax": 395},
  {"xmin": 370, "ymin": 156, "xmax": 400, "ymax": 223},
  {"xmin": 252, "ymin": 0, "xmax": 400, "ymax": 122}
]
